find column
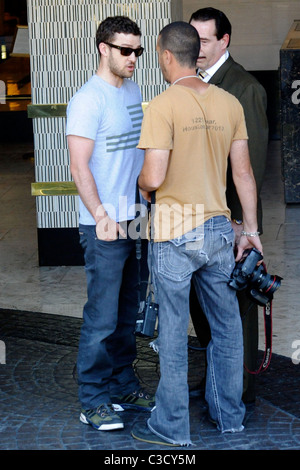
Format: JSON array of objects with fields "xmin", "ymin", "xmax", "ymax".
[{"xmin": 280, "ymin": 20, "xmax": 300, "ymax": 203}]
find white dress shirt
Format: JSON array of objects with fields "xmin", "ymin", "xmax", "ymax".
[{"xmin": 198, "ymin": 50, "xmax": 229, "ymax": 82}]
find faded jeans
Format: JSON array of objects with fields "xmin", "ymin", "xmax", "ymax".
[{"xmin": 148, "ymin": 216, "xmax": 245, "ymax": 445}]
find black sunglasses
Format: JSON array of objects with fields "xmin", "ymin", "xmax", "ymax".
[{"xmin": 104, "ymin": 42, "xmax": 144, "ymax": 57}]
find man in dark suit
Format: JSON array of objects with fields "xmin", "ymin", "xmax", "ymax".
[{"xmin": 189, "ymin": 7, "xmax": 269, "ymax": 402}]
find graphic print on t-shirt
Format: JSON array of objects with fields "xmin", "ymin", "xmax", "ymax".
[{"xmin": 106, "ymin": 103, "xmax": 143, "ymax": 153}]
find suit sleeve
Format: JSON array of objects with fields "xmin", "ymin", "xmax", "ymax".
[
  {"xmin": 227, "ymin": 82, "xmax": 268, "ymax": 232},
  {"xmin": 240, "ymin": 83, "xmax": 268, "ymax": 194}
]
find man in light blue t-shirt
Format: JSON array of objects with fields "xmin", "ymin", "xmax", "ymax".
[{"xmin": 66, "ymin": 16, "xmax": 154, "ymax": 432}]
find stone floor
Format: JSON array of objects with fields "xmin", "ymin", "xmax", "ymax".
[
  {"xmin": 0, "ymin": 139, "xmax": 299, "ymax": 452},
  {"xmin": 0, "ymin": 309, "xmax": 299, "ymax": 451}
]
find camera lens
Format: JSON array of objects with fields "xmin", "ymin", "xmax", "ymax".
[{"xmin": 251, "ymin": 265, "xmax": 282, "ymax": 294}]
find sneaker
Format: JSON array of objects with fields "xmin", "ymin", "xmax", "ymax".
[
  {"xmin": 112, "ymin": 388, "xmax": 155, "ymax": 412},
  {"xmin": 80, "ymin": 403, "xmax": 124, "ymax": 431},
  {"xmin": 131, "ymin": 422, "xmax": 178, "ymax": 447}
]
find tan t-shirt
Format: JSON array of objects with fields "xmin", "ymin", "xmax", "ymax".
[{"xmin": 138, "ymin": 84, "xmax": 248, "ymax": 241}]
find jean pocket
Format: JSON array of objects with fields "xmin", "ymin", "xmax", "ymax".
[
  {"xmin": 157, "ymin": 241, "xmax": 194, "ymax": 281},
  {"xmin": 218, "ymin": 227, "xmax": 235, "ymax": 278},
  {"xmin": 79, "ymin": 228, "xmax": 89, "ymax": 251},
  {"xmin": 79, "ymin": 225, "xmax": 97, "ymax": 252}
]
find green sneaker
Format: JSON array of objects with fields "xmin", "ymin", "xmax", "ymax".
[
  {"xmin": 112, "ymin": 388, "xmax": 155, "ymax": 412},
  {"xmin": 80, "ymin": 403, "xmax": 124, "ymax": 431},
  {"xmin": 131, "ymin": 422, "xmax": 179, "ymax": 447}
]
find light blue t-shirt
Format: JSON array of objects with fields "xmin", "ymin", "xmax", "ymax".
[{"xmin": 66, "ymin": 74, "xmax": 145, "ymax": 225}]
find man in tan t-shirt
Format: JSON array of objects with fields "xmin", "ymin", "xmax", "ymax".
[{"xmin": 131, "ymin": 22, "xmax": 263, "ymax": 447}]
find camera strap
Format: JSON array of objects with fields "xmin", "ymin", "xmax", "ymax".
[
  {"xmin": 244, "ymin": 300, "xmax": 272, "ymax": 375},
  {"xmin": 135, "ymin": 180, "xmax": 146, "ymax": 310},
  {"xmin": 244, "ymin": 260, "xmax": 274, "ymax": 374},
  {"xmin": 135, "ymin": 180, "xmax": 154, "ymax": 309}
]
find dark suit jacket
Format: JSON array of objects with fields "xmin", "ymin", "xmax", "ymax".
[{"xmin": 209, "ymin": 55, "xmax": 269, "ymax": 232}]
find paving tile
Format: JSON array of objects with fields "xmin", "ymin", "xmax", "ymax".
[{"xmin": 0, "ymin": 309, "xmax": 299, "ymax": 451}]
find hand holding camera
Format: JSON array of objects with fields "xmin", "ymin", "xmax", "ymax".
[
  {"xmin": 235, "ymin": 228, "xmax": 263, "ymax": 262},
  {"xmin": 229, "ymin": 248, "xmax": 282, "ymax": 306}
]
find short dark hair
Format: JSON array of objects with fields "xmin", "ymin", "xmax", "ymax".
[
  {"xmin": 189, "ymin": 7, "xmax": 232, "ymax": 46},
  {"xmin": 158, "ymin": 22, "xmax": 200, "ymax": 68},
  {"xmin": 96, "ymin": 16, "xmax": 141, "ymax": 54}
]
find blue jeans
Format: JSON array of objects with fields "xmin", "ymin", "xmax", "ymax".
[
  {"xmin": 77, "ymin": 223, "xmax": 140, "ymax": 409},
  {"xmin": 148, "ymin": 216, "xmax": 245, "ymax": 445}
]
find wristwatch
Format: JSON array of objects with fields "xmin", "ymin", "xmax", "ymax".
[{"xmin": 232, "ymin": 219, "xmax": 243, "ymax": 225}]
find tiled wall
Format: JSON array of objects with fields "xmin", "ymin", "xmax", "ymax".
[
  {"xmin": 27, "ymin": 0, "xmax": 182, "ymax": 230},
  {"xmin": 28, "ymin": 0, "xmax": 300, "ymax": 236}
]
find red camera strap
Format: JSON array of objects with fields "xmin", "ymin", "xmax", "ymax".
[{"xmin": 244, "ymin": 299, "xmax": 272, "ymax": 374}]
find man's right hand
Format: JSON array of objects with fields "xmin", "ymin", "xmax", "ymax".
[{"xmin": 96, "ymin": 214, "xmax": 126, "ymax": 241}]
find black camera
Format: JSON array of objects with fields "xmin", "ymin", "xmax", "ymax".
[
  {"xmin": 135, "ymin": 295, "xmax": 158, "ymax": 337},
  {"xmin": 229, "ymin": 248, "xmax": 282, "ymax": 306}
]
